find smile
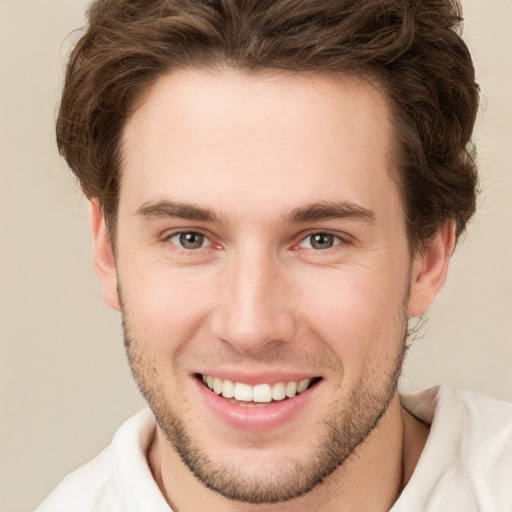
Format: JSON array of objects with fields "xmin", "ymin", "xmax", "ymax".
[{"xmin": 200, "ymin": 374, "xmax": 320, "ymax": 404}]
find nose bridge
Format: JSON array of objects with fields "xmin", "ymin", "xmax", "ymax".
[{"xmin": 212, "ymin": 243, "xmax": 294, "ymax": 353}]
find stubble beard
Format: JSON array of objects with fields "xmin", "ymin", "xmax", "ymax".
[{"xmin": 121, "ymin": 307, "xmax": 408, "ymax": 505}]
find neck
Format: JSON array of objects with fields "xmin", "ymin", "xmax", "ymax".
[{"xmin": 148, "ymin": 392, "xmax": 429, "ymax": 512}]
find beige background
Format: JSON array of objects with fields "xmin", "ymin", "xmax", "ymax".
[{"xmin": 1, "ymin": 1, "xmax": 511, "ymax": 511}]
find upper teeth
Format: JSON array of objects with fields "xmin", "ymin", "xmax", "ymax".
[{"xmin": 202, "ymin": 375, "xmax": 312, "ymax": 403}]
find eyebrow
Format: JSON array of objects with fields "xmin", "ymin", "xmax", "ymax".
[
  {"xmin": 286, "ymin": 201, "xmax": 376, "ymax": 224},
  {"xmin": 135, "ymin": 199, "xmax": 376, "ymax": 225},
  {"xmin": 136, "ymin": 200, "xmax": 220, "ymax": 223}
]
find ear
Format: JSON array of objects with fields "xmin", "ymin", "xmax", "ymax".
[
  {"xmin": 407, "ymin": 222, "xmax": 456, "ymax": 318},
  {"xmin": 90, "ymin": 200, "xmax": 120, "ymax": 311}
]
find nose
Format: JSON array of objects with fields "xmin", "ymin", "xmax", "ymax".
[{"xmin": 210, "ymin": 248, "xmax": 296, "ymax": 354}]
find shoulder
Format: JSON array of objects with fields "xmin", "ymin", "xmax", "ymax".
[
  {"xmin": 35, "ymin": 409, "xmax": 170, "ymax": 512},
  {"xmin": 403, "ymin": 385, "xmax": 512, "ymax": 442},
  {"xmin": 439, "ymin": 386, "xmax": 512, "ymax": 477},
  {"xmin": 427, "ymin": 385, "xmax": 512, "ymax": 451},
  {"xmin": 397, "ymin": 386, "xmax": 512, "ymax": 510},
  {"xmin": 35, "ymin": 444, "xmax": 118, "ymax": 512}
]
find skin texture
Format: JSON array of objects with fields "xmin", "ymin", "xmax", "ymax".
[{"xmin": 91, "ymin": 69, "xmax": 454, "ymax": 512}]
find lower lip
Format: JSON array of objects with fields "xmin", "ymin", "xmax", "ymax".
[{"xmin": 194, "ymin": 377, "xmax": 319, "ymax": 431}]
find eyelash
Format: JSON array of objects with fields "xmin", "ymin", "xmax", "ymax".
[
  {"xmin": 163, "ymin": 229, "xmax": 351, "ymax": 253},
  {"xmin": 164, "ymin": 230, "xmax": 213, "ymax": 252},
  {"xmin": 297, "ymin": 232, "xmax": 346, "ymax": 250}
]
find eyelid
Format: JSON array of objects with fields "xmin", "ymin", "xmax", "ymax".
[
  {"xmin": 160, "ymin": 227, "xmax": 352, "ymax": 252},
  {"xmin": 163, "ymin": 228, "xmax": 216, "ymax": 250},
  {"xmin": 294, "ymin": 230, "xmax": 353, "ymax": 250}
]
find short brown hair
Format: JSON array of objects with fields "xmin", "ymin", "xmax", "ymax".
[{"xmin": 57, "ymin": 0, "xmax": 479, "ymax": 251}]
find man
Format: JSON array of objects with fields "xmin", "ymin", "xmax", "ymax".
[{"xmin": 36, "ymin": 0, "xmax": 512, "ymax": 511}]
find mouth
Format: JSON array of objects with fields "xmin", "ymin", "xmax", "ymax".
[{"xmin": 197, "ymin": 373, "xmax": 322, "ymax": 407}]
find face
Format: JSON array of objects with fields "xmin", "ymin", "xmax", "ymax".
[{"xmin": 97, "ymin": 69, "xmax": 432, "ymax": 504}]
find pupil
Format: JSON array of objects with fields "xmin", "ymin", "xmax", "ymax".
[
  {"xmin": 180, "ymin": 232, "xmax": 203, "ymax": 249},
  {"xmin": 311, "ymin": 233, "xmax": 333, "ymax": 249}
]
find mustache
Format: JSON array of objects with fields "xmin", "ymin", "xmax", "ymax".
[
  {"xmin": 178, "ymin": 346, "xmax": 340, "ymax": 372},
  {"xmin": 121, "ymin": 317, "xmax": 340, "ymax": 374}
]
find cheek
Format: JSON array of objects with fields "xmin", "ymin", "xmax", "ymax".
[
  {"xmin": 119, "ymin": 262, "xmax": 217, "ymax": 351},
  {"xmin": 296, "ymin": 265, "xmax": 408, "ymax": 361}
]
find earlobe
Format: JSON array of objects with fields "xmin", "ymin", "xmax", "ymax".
[
  {"xmin": 90, "ymin": 200, "xmax": 121, "ymax": 311},
  {"xmin": 407, "ymin": 222, "xmax": 456, "ymax": 318}
]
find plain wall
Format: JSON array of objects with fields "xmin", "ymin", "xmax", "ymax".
[{"xmin": 1, "ymin": 1, "xmax": 510, "ymax": 511}]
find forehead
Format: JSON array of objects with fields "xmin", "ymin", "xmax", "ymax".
[{"xmin": 120, "ymin": 68, "xmax": 400, "ymax": 223}]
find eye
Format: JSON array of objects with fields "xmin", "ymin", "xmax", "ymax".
[
  {"xmin": 299, "ymin": 232, "xmax": 342, "ymax": 250},
  {"xmin": 168, "ymin": 231, "xmax": 211, "ymax": 250}
]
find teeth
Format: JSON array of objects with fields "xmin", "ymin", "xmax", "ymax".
[
  {"xmin": 234, "ymin": 382, "xmax": 253, "ymax": 401},
  {"xmin": 213, "ymin": 377, "xmax": 223, "ymax": 395},
  {"xmin": 297, "ymin": 378, "xmax": 310, "ymax": 394},
  {"xmin": 285, "ymin": 381, "xmax": 298, "ymax": 398},
  {"xmin": 222, "ymin": 379, "xmax": 235, "ymax": 399},
  {"xmin": 252, "ymin": 384, "xmax": 272, "ymax": 402},
  {"xmin": 201, "ymin": 375, "xmax": 315, "ymax": 403},
  {"xmin": 272, "ymin": 382, "xmax": 286, "ymax": 401}
]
